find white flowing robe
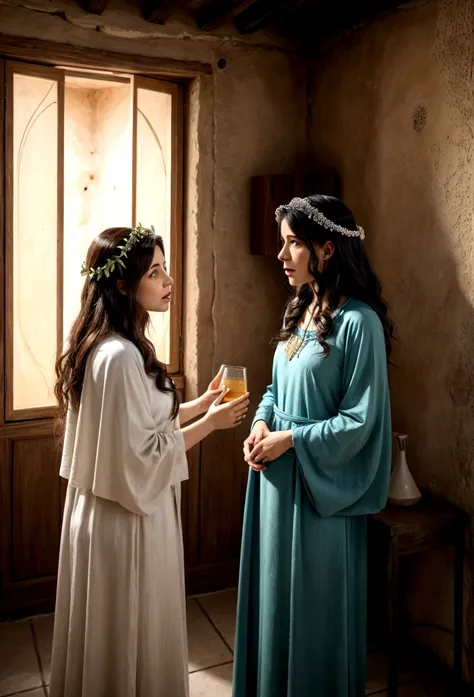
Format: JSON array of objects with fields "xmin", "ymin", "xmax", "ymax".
[{"xmin": 50, "ymin": 335, "xmax": 189, "ymax": 697}]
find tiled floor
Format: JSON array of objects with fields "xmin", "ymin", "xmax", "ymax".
[{"xmin": 0, "ymin": 588, "xmax": 453, "ymax": 697}]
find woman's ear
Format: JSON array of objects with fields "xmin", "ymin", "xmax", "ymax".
[
  {"xmin": 314, "ymin": 241, "xmax": 335, "ymax": 273},
  {"xmin": 322, "ymin": 241, "xmax": 335, "ymax": 260},
  {"xmin": 117, "ymin": 280, "xmax": 127, "ymax": 296}
]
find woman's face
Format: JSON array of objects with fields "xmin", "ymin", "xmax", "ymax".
[
  {"xmin": 136, "ymin": 244, "xmax": 173, "ymax": 313},
  {"xmin": 277, "ymin": 219, "xmax": 333, "ymax": 287}
]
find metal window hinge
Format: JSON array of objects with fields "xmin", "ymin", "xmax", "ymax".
[
  {"xmin": 3, "ymin": 82, "xmax": 6, "ymax": 100},
  {"xmin": 179, "ymin": 335, "xmax": 183, "ymax": 355}
]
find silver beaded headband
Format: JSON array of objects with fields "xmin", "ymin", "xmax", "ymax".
[{"xmin": 275, "ymin": 197, "xmax": 365, "ymax": 240}]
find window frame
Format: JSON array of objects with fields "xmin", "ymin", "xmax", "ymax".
[
  {"xmin": 3, "ymin": 58, "xmax": 185, "ymax": 424},
  {"xmin": 132, "ymin": 75, "xmax": 184, "ymax": 377},
  {"xmin": 5, "ymin": 61, "xmax": 65, "ymax": 422}
]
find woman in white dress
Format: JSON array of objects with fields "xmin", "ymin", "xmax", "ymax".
[{"xmin": 50, "ymin": 225, "xmax": 249, "ymax": 697}]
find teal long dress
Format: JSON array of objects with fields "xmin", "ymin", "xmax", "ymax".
[{"xmin": 233, "ymin": 298, "xmax": 392, "ymax": 697}]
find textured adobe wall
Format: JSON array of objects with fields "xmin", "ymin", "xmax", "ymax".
[{"xmin": 308, "ymin": 0, "xmax": 474, "ymax": 680}]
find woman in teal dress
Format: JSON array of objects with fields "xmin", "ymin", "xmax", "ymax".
[{"xmin": 233, "ymin": 195, "xmax": 393, "ymax": 697}]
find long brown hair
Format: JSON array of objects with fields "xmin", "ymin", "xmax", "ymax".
[
  {"xmin": 55, "ymin": 227, "xmax": 179, "ymax": 435},
  {"xmin": 274, "ymin": 195, "xmax": 393, "ymax": 358}
]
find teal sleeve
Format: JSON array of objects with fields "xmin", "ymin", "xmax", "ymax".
[
  {"xmin": 292, "ymin": 314, "xmax": 391, "ymax": 516},
  {"xmin": 251, "ymin": 384, "xmax": 275, "ymax": 430}
]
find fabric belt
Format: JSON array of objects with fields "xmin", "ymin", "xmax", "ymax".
[{"xmin": 273, "ymin": 405, "xmax": 318, "ymax": 426}]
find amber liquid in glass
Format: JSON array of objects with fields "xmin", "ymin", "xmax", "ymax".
[{"xmin": 221, "ymin": 377, "xmax": 247, "ymax": 403}]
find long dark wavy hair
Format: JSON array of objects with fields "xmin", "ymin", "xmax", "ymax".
[
  {"xmin": 274, "ymin": 195, "xmax": 393, "ymax": 358},
  {"xmin": 55, "ymin": 227, "xmax": 179, "ymax": 436}
]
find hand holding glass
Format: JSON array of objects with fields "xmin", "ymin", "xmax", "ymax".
[{"xmin": 220, "ymin": 365, "xmax": 247, "ymax": 403}]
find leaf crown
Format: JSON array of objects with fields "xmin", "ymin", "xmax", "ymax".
[{"xmin": 81, "ymin": 224, "xmax": 156, "ymax": 281}]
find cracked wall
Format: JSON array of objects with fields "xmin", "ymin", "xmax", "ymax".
[{"xmin": 308, "ymin": 0, "xmax": 474, "ymax": 681}]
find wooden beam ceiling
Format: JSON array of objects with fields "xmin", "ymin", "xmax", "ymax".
[
  {"xmin": 80, "ymin": 0, "xmax": 110, "ymax": 14},
  {"xmin": 143, "ymin": 0, "xmax": 194, "ymax": 24},
  {"xmin": 75, "ymin": 0, "xmax": 416, "ymax": 46},
  {"xmin": 196, "ymin": 0, "xmax": 257, "ymax": 32}
]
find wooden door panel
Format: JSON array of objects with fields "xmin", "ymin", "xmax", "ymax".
[
  {"xmin": 0, "ymin": 428, "xmax": 62, "ymax": 619},
  {"xmin": 12, "ymin": 436, "xmax": 62, "ymax": 581},
  {"xmin": 0, "ymin": 59, "xmax": 4, "ymax": 426},
  {"xmin": 181, "ymin": 443, "xmax": 200, "ymax": 568},
  {"xmin": 199, "ymin": 428, "xmax": 248, "ymax": 563},
  {"xmin": 0, "ymin": 439, "xmax": 11, "ymax": 590}
]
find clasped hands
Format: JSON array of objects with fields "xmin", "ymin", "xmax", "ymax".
[{"xmin": 243, "ymin": 421, "xmax": 293, "ymax": 472}]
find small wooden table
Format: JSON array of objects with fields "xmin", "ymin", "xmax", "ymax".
[{"xmin": 369, "ymin": 496, "xmax": 468, "ymax": 697}]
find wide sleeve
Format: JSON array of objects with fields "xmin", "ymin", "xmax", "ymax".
[
  {"xmin": 86, "ymin": 344, "xmax": 186, "ymax": 516},
  {"xmin": 291, "ymin": 312, "xmax": 391, "ymax": 517},
  {"xmin": 251, "ymin": 384, "xmax": 275, "ymax": 429}
]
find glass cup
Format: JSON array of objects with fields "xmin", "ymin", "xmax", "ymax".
[{"xmin": 220, "ymin": 365, "xmax": 247, "ymax": 404}]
